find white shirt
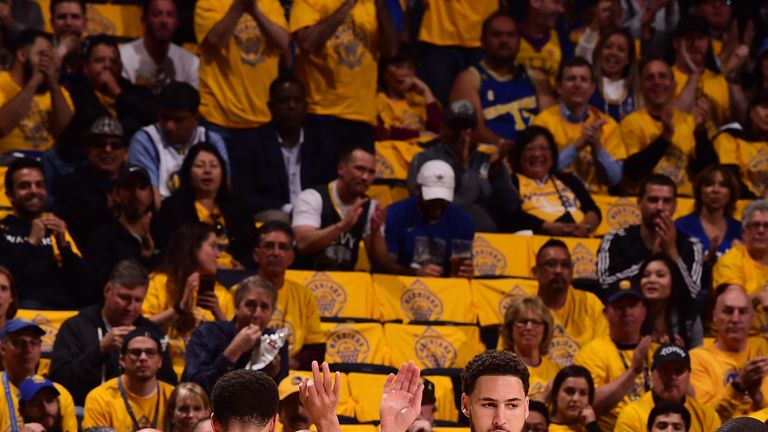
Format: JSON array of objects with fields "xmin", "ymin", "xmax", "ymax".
[
  {"xmin": 119, "ymin": 38, "xmax": 200, "ymax": 90},
  {"xmin": 292, "ymin": 180, "xmax": 377, "ymax": 237},
  {"xmin": 278, "ymin": 128, "xmax": 304, "ymax": 213}
]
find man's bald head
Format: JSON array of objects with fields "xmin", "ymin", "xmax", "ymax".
[{"xmin": 713, "ymin": 284, "xmax": 752, "ymax": 348}]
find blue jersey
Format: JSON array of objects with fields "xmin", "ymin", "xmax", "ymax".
[{"xmin": 472, "ymin": 62, "xmax": 538, "ymax": 140}]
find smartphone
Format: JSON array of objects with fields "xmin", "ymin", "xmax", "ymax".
[{"xmin": 198, "ymin": 275, "xmax": 216, "ymax": 296}]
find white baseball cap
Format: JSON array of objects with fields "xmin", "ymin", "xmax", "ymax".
[{"xmin": 417, "ymin": 160, "xmax": 455, "ymax": 202}]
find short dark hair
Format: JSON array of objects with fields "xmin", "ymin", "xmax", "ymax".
[
  {"xmin": 142, "ymin": 0, "xmax": 177, "ymax": 16},
  {"xmin": 551, "ymin": 365, "xmax": 594, "ymax": 415},
  {"xmin": 647, "ymin": 401, "xmax": 691, "ymax": 431},
  {"xmin": 527, "ymin": 400, "xmax": 550, "ymax": 425},
  {"xmin": 461, "ymin": 350, "xmax": 530, "ymax": 396},
  {"xmin": 10, "ymin": 30, "xmax": 52, "ymax": 57},
  {"xmin": 108, "ymin": 259, "xmax": 149, "ymax": 288},
  {"xmin": 4, "ymin": 157, "xmax": 44, "ymax": 196},
  {"xmin": 480, "ymin": 10, "xmax": 516, "ymax": 42},
  {"xmin": 268, "ymin": 75, "xmax": 305, "ymax": 101},
  {"xmin": 508, "ymin": 125, "xmax": 559, "ymax": 176},
  {"xmin": 121, "ymin": 326, "xmax": 163, "ymax": 354},
  {"xmin": 339, "ymin": 145, "xmax": 375, "ymax": 164},
  {"xmin": 556, "ymin": 56, "xmax": 594, "ymax": 84},
  {"xmin": 85, "ymin": 35, "xmax": 119, "ymax": 62},
  {"xmin": 535, "ymin": 238, "xmax": 569, "ymax": 264},
  {"xmin": 49, "ymin": 0, "xmax": 86, "ymax": 18},
  {"xmin": 638, "ymin": 173, "xmax": 677, "ymax": 199},
  {"xmin": 156, "ymin": 81, "xmax": 200, "ymax": 113},
  {"xmin": 212, "ymin": 370, "xmax": 278, "ymax": 428},
  {"xmin": 257, "ymin": 220, "xmax": 294, "ymax": 244}
]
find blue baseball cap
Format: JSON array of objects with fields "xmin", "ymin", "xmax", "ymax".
[
  {"xmin": 19, "ymin": 376, "xmax": 59, "ymax": 402},
  {"xmin": 606, "ymin": 280, "xmax": 644, "ymax": 304},
  {"xmin": 0, "ymin": 319, "xmax": 45, "ymax": 340}
]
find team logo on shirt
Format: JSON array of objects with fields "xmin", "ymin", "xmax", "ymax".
[
  {"xmin": 269, "ymin": 308, "xmax": 296, "ymax": 355},
  {"xmin": 547, "ymin": 323, "xmax": 579, "ymax": 367},
  {"xmin": 326, "ymin": 325, "xmax": 371, "ymax": 363},
  {"xmin": 400, "ymin": 280, "xmax": 443, "ymax": 322},
  {"xmin": 497, "ymin": 286, "xmax": 533, "ymax": 319},
  {"xmin": 306, "ymin": 272, "xmax": 347, "ymax": 317},
  {"xmin": 571, "ymin": 243, "xmax": 597, "ymax": 279},
  {"xmin": 606, "ymin": 197, "xmax": 641, "ymax": 231},
  {"xmin": 235, "ymin": 15, "xmax": 266, "ymax": 66},
  {"xmin": 19, "ymin": 99, "xmax": 49, "ymax": 149},
  {"xmin": 85, "ymin": 5, "xmax": 116, "ymax": 36},
  {"xmin": 376, "ymin": 152, "xmax": 395, "ymax": 179},
  {"xmin": 656, "ymin": 145, "xmax": 687, "ymax": 188},
  {"xmin": 472, "ymin": 236, "xmax": 507, "ymax": 276},
  {"xmin": 332, "ymin": 17, "xmax": 368, "ymax": 69},
  {"xmin": 747, "ymin": 149, "xmax": 768, "ymax": 196},
  {"xmin": 414, "ymin": 327, "xmax": 457, "ymax": 368}
]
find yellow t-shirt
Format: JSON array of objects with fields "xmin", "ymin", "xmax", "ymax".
[
  {"xmin": 82, "ymin": 377, "xmax": 175, "ymax": 432},
  {"xmin": 267, "ymin": 279, "xmax": 326, "ymax": 358},
  {"xmin": 528, "ymin": 355, "xmax": 561, "ymax": 402},
  {"xmin": 532, "ymin": 105, "xmax": 626, "ymax": 194},
  {"xmin": 195, "ymin": 0, "xmax": 286, "ymax": 128},
  {"xmin": 376, "ymin": 91, "xmax": 429, "ymax": 137},
  {"xmin": 690, "ymin": 337, "xmax": 768, "ymax": 419},
  {"xmin": 0, "ymin": 71, "xmax": 74, "ymax": 153},
  {"xmin": 417, "ymin": 0, "xmax": 497, "ymax": 48},
  {"xmin": 142, "ymin": 272, "xmax": 234, "ymax": 378},
  {"xmin": 0, "ymin": 374, "xmax": 78, "ymax": 432},
  {"xmin": 547, "ymin": 423, "xmax": 589, "ymax": 432},
  {"xmin": 546, "ymin": 287, "xmax": 610, "ymax": 368},
  {"xmin": 620, "ymin": 108, "xmax": 697, "ymax": 196},
  {"xmin": 672, "ymin": 65, "xmax": 730, "ymax": 128},
  {"xmin": 614, "ymin": 391, "xmax": 721, "ymax": 432},
  {"xmin": 573, "ymin": 336, "xmax": 654, "ymax": 432},
  {"xmin": 713, "ymin": 242, "xmax": 768, "ymax": 296},
  {"xmin": 517, "ymin": 174, "xmax": 585, "ymax": 223},
  {"xmin": 193, "ymin": 201, "xmax": 237, "ymax": 269},
  {"xmin": 289, "ymin": 0, "xmax": 378, "ymax": 124},
  {"xmin": 714, "ymin": 131, "xmax": 768, "ymax": 198},
  {"xmin": 517, "ymin": 30, "xmax": 563, "ymax": 86}
]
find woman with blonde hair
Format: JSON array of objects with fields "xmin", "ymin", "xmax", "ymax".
[
  {"xmin": 164, "ymin": 383, "xmax": 211, "ymax": 432},
  {"xmin": 501, "ymin": 296, "xmax": 561, "ymax": 401}
]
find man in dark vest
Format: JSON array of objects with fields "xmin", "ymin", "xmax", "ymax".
[{"xmin": 292, "ymin": 145, "xmax": 385, "ymax": 270}]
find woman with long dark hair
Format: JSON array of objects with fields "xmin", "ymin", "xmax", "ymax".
[
  {"xmin": 152, "ymin": 142, "xmax": 257, "ymax": 269},
  {"xmin": 549, "ymin": 365, "xmax": 600, "ymax": 432}
]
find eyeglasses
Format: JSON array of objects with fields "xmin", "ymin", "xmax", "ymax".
[
  {"xmin": 514, "ymin": 319, "xmax": 545, "ymax": 328},
  {"xmin": 260, "ymin": 241, "xmax": 293, "ymax": 251},
  {"xmin": 747, "ymin": 221, "xmax": 768, "ymax": 232},
  {"xmin": 125, "ymin": 348, "xmax": 159, "ymax": 359}
]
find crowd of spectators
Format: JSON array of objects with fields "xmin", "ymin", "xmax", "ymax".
[{"xmin": 0, "ymin": 0, "xmax": 767, "ymax": 431}]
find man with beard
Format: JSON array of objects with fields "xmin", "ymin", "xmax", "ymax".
[
  {"xmin": 292, "ymin": 145, "xmax": 385, "ymax": 271},
  {"xmin": 120, "ymin": 0, "xmax": 198, "ymax": 92},
  {"xmin": 406, "ymin": 101, "xmax": 519, "ymax": 232},
  {"xmin": 459, "ymin": 350, "xmax": 530, "ymax": 432},
  {"xmin": 598, "ymin": 174, "xmax": 704, "ymax": 302},
  {"xmin": 450, "ymin": 11, "xmax": 553, "ymax": 146},
  {"xmin": 54, "ymin": 116, "xmax": 132, "ymax": 247},
  {"xmin": 377, "ymin": 160, "xmax": 474, "ymax": 278},
  {"xmin": 0, "ymin": 320, "xmax": 78, "ymax": 432},
  {"xmin": 230, "ymin": 76, "xmax": 337, "ymax": 219},
  {"xmin": 51, "ymin": 260, "xmax": 177, "ymax": 406},
  {"xmin": 0, "ymin": 29, "xmax": 73, "ymax": 155},
  {"xmin": 84, "ymin": 167, "xmax": 156, "ymax": 288},
  {"xmin": 615, "ymin": 344, "xmax": 719, "ymax": 432},
  {"xmin": 690, "ymin": 285, "xmax": 768, "ymax": 421},
  {"xmin": 0, "ymin": 157, "xmax": 91, "ymax": 309},
  {"xmin": 18, "ymin": 377, "xmax": 65, "ymax": 432},
  {"xmin": 82, "ymin": 328, "xmax": 175, "ymax": 432},
  {"xmin": 49, "ymin": 0, "xmax": 86, "ymax": 74},
  {"xmin": 620, "ymin": 58, "xmax": 716, "ymax": 196},
  {"xmin": 573, "ymin": 287, "xmax": 652, "ymax": 431},
  {"xmin": 532, "ymin": 239, "xmax": 608, "ymax": 368}
]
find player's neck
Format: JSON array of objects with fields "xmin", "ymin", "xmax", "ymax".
[
  {"xmin": 122, "ymin": 374, "xmax": 157, "ymax": 398},
  {"xmin": 143, "ymin": 36, "xmax": 170, "ymax": 66}
]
